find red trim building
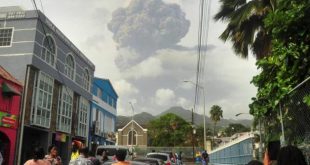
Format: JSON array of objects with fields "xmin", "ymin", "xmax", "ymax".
[{"xmin": 0, "ymin": 66, "xmax": 23, "ymax": 165}]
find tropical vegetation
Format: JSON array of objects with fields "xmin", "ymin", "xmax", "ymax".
[
  {"xmin": 147, "ymin": 113, "xmax": 192, "ymax": 146},
  {"xmin": 209, "ymin": 105, "xmax": 223, "ymax": 139},
  {"xmin": 216, "ymin": 0, "xmax": 310, "ymax": 144},
  {"xmin": 214, "ymin": 0, "xmax": 276, "ymax": 59},
  {"xmin": 249, "ymin": 0, "xmax": 310, "ymax": 143}
]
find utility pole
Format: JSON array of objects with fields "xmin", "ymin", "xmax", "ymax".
[
  {"xmin": 184, "ymin": 80, "xmax": 206, "ymax": 150},
  {"xmin": 192, "ymin": 108, "xmax": 195, "ymax": 162}
]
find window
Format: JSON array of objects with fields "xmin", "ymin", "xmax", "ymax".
[
  {"xmin": 65, "ymin": 54, "xmax": 75, "ymax": 80},
  {"xmin": 128, "ymin": 130, "xmax": 137, "ymax": 145},
  {"xmin": 77, "ymin": 97, "xmax": 89, "ymax": 137},
  {"xmin": 0, "ymin": 28, "xmax": 13, "ymax": 47},
  {"xmin": 57, "ymin": 86, "xmax": 73, "ymax": 133},
  {"xmin": 104, "ymin": 115, "xmax": 113, "ymax": 132},
  {"xmin": 92, "ymin": 108, "xmax": 104, "ymax": 136},
  {"xmin": 41, "ymin": 36, "xmax": 56, "ymax": 66},
  {"xmin": 82, "ymin": 69, "xmax": 90, "ymax": 91},
  {"xmin": 31, "ymin": 71, "xmax": 54, "ymax": 128}
]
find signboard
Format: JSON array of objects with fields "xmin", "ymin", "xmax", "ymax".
[
  {"xmin": 0, "ymin": 111, "xmax": 17, "ymax": 128},
  {"xmin": 55, "ymin": 133, "xmax": 67, "ymax": 142}
]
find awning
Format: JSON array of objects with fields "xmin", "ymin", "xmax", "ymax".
[{"xmin": 2, "ymin": 82, "xmax": 21, "ymax": 95}]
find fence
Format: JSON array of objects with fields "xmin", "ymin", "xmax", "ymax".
[
  {"xmin": 277, "ymin": 77, "xmax": 310, "ymax": 164},
  {"xmin": 208, "ymin": 132, "xmax": 255, "ymax": 165}
]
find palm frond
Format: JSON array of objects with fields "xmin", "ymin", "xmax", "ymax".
[
  {"xmin": 230, "ymin": 0, "xmax": 262, "ymax": 27},
  {"xmin": 214, "ymin": 0, "xmax": 247, "ymax": 20},
  {"xmin": 219, "ymin": 24, "xmax": 236, "ymax": 41},
  {"xmin": 252, "ymin": 30, "xmax": 272, "ymax": 59}
]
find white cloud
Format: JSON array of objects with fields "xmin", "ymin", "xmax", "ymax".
[
  {"xmin": 155, "ymin": 88, "xmax": 176, "ymax": 106},
  {"xmin": 123, "ymin": 57, "xmax": 164, "ymax": 80},
  {"xmin": 114, "ymin": 79, "xmax": 139, "ymax": 97},
  {"xmin": 177, "ymin": 97, "xmax": 193, "ymax": 109}
]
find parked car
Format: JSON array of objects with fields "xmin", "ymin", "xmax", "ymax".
[
  {"xmin": 146, "ymin": 152, "xmax": 176, "ymax": 165},
  {"xmin": 134, "ymin": 157, "xmax": 164, "ymax": 165},
  {"xmin": 95, "ymin": 145, "xmax": 130, "ymax": 161}
]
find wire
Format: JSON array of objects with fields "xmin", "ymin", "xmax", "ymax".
[{"xmin": 194, "ymin": 0, "xmax": 212, "ymax": 119}]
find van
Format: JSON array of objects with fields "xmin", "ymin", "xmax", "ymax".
[{"xmin": 95, "ymin": 145, "xmax": 131, "ymax": 161}]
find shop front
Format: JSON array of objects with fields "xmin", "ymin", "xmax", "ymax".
[
  {"xmin": 0, "ymin": 101, "xmax": 19, "ymax": 165},
  {"xmin": 0, "ymin": 66, "xmax": 22, "ymax": 165}
]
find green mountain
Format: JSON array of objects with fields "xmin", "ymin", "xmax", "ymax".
[{"xmin": 116, "ymin": 106, "xmax": 252, "ymax": 129}]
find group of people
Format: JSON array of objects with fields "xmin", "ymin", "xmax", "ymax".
[
  {"xmin": 23, "ymin": 141, "xmax": 131, "ymax": 165},
  {"xmin": 247, "ymin": 145, "xmax": 307, "ymax": 165},
  {"xmin": 24, "ymin": 145, "xmax": 61, "ymax": 165},
  {"xmin": 23, "ymin": 141, "xmax": 109, "ymax": 165}
]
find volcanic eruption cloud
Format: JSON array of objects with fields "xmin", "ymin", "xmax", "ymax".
[{"xmin": 108, "ymin": 0, "xmax": 190, "ymax": 69}]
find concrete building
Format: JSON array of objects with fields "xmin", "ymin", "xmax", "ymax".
[
  {"xmin": 89, "ymin": 77, "xmax": 118, "ymax": 152},
  {"xmin": 117, "ymin": 120, "xmax": 148, "ymax": 147},
  {"xmin": 0, "ymin": 66, "xmax": 23, "ymax": 165},
  {"xmin": 0, "ymin": 7, "xmax": 95, "ymax": 164}
]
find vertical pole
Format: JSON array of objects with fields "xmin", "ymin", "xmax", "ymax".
[
  {"xmin": 279, "ymin": 104, "xmax": 285, "ymax": 146},
  {"xmin": 259, "ymin": 118, "xmax": 262, "ymax": 161},
  {"xmin": 192, "ymin": 108, "xmax": 195, "ymax": 162},
  {"xmin": 17, "ymin": 65, "xmax": 30, "ymax": 165},
  {"xmin": 203, "ymin": 88, "xmax": 206, "ymax": 150}
]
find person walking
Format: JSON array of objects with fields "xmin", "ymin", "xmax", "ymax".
[
  {"xmin": 69, "ymin": 147, "xmax": 93, "ymax": 165},
  {"xmin": 201, "ymin": 150, "xmax": 209, "ymax": 165},
  {"xmin": 44, "ymin": 145, "xmax": 62, "ymax": 165},
  {"xmin": 112, "ymin": 149, "xmax": 129, "ymax": 165},
  {"xmin": 101, "ymin": 150, "xmax": 109, "ymax": 164},
  {"xmin": 71, "ymin": 140, "xmax": 82, "ymax": 161},
  {"xmin": 24, "ymin": 147, "xmax": 51, "ymax": 165}
]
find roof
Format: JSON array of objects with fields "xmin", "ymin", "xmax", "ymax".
[
  {"xmin": 94, "ymin": 77, "xmax": 118, "ymax": 98},
  {"xmin": 0, "ymin": 66, "xmax": 22, "ymax": 86},
  {"xmin": 0, "ymin": 6, "xmax": 23, "ymax": 12},
  {"xmin": 118, "ymin": 120, "xmax": 147, "ymax": 132}
]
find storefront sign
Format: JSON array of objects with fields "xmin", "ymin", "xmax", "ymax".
[
  {"xmin": 55, "ymin": 133, "xmax": 67, "ymax": 142},
  {"xmin": 0, "ymin": 111, "xmax": 17, "ymax": 128}
]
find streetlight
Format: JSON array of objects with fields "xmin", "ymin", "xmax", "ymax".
[
  {"xmin": 183, "ymin": 80, "xmax": 207, "ymax": 150},
  {"xmin": 235, "ymin": 113, "xmax": 262, "ymax": 161}
]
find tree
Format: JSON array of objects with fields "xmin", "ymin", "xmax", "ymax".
[
  {"xmin": 214, "ymin": 0, "xmax": 276, "ymax": 59},
  {"xmin": 250, "ymin": 0, "xmax": 310, "ymax": 143},
  {"xmin": 210, "ymin": 105, "xmax": 223, "ymax": 139},
  {"xmin": 148, "ymin": 113, "xmax": 192, "ymax": 146},
  {"xmin": 195, "ymin": 125, "xmax": 213, "ymax": 148}
]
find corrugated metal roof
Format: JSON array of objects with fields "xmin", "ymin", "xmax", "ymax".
[{"xmin": 0, "ymin": 66, "xmax": 22, "ymax": 86}]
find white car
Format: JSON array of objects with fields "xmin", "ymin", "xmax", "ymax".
[{"xmin": 146, "ymin": 152, "xmax": 176, "ymax": 165}]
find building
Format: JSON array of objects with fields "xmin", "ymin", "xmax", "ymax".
[
  {"xmin": 0, "ymin": 66, "xmax": 23, "ymax": 165},
  {"xmin": 117, "ymin": 120, "xmax": 148, "ymax": 147},
  {"xmin": 0, "ymin": 7, "xmax": 95, "ymax": 164},
  {"xmin": 89, "ymin": 77, "xmax": 118, "ymax": 152}
]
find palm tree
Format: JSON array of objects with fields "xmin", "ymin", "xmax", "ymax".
[
  {"xmin": 210, "ymin": 105, "xmax": 223, "ymax": 146},
  {"xmin": 214, "ymin": 0, "xmax": 276, "ymax": 59}
]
